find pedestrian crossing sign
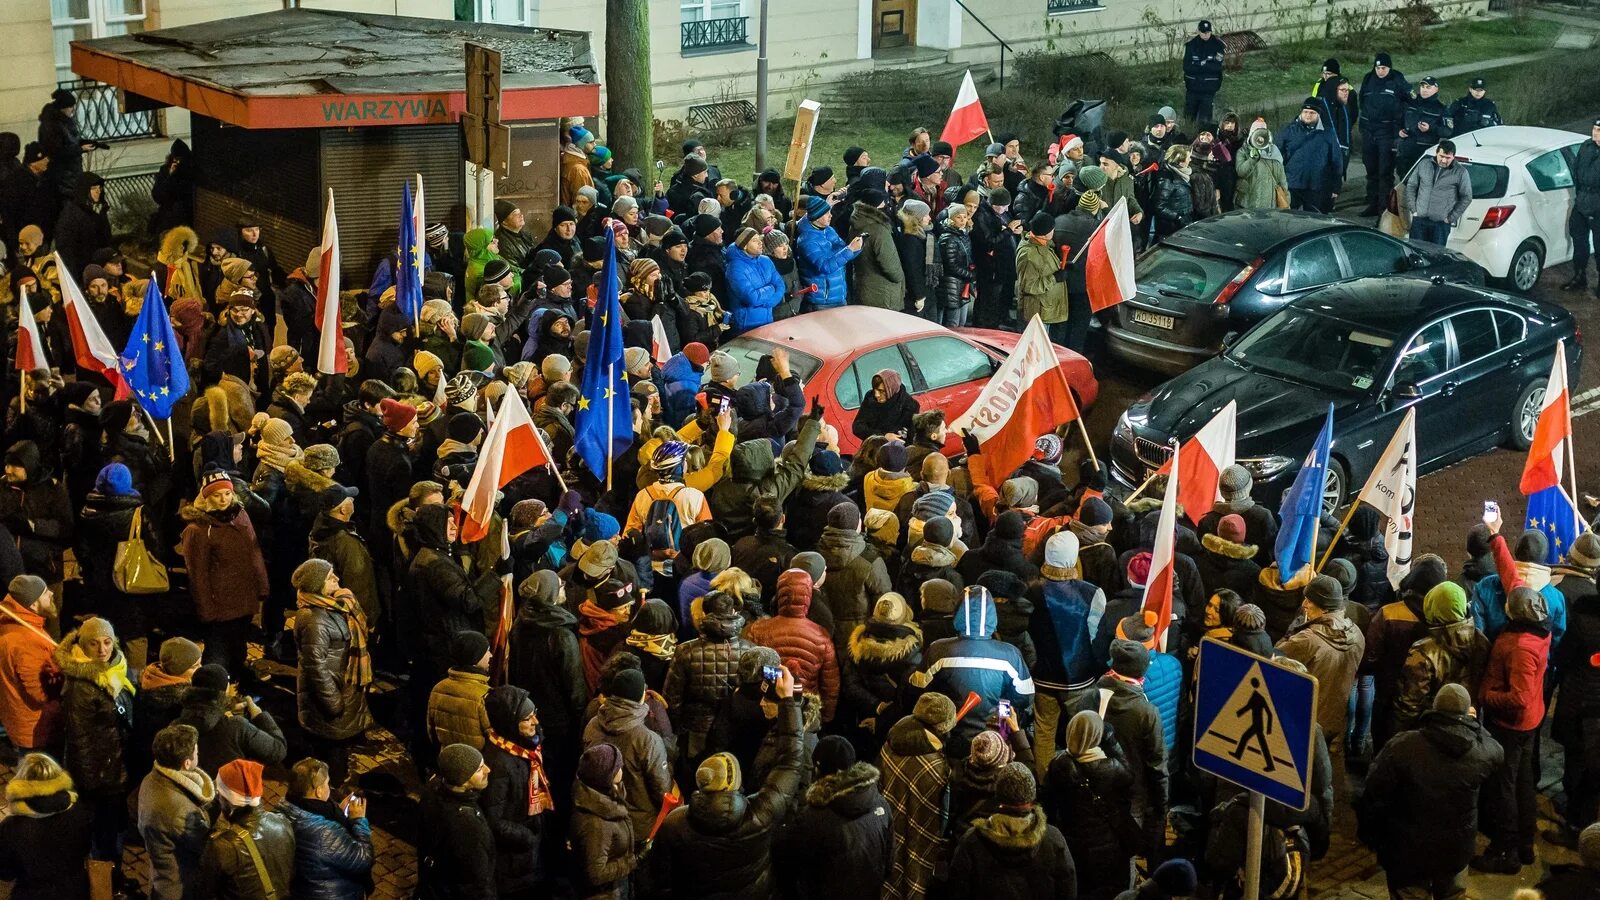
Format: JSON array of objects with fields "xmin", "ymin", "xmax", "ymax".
[{"xmin": 1192, "ymin": 637, "xmax": 1319, "ymax": 810}]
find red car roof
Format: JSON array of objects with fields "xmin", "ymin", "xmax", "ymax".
[{"xmin": 736, "ymin": 307, "xmax": 948, "ymax": 358}]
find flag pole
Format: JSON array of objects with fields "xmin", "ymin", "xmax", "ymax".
[
  {"xmin": 164, "ymin": 417, "xmax": 175, "ymax": 463},
  {"xmin": 18, "ymin": 370, "xmax": 25, "ymax": 415},
  {"xmin": 605, "ymin": 362, "xmax": 614, "ymax": 492},
  {"xmin": 1565, "ymin": 341, "xmax": 1583, "ymax": 538},
  {"xmin": 1042, "ymin": 314, "xmax": 1097, "ymax": 470},
  {"xmin": 17, "ymin": 284, "xmax": 27, "ymax": 416},
  {"xmin": 1124, "ymin": 467, "xmax": 1162, "ymax": 503}
]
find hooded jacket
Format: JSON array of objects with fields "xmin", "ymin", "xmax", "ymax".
[
  {"xmin": 779, "ymin": 762, "xmax": 894, "ymax": 900},
  {"xmin": 570, "ymin": 778, "xmax": 638, "ymax": 900},
  {"xmin": 707, "ymin": 415, "xmax": 821, "ymax": 540},
  {"xmin": 175, "ymin": 685, "xmax": 288, "ymax": 773},
  {"xmin": 746, "ymin": 573, "xmax": 841, "ymax": 720},
  {"xmin": 510, "ymin": 586, "xmax": 589, "ymax": 743},
  {"xmin": 1197, "ymin": 533, "xmax": 1262, "ymax": 600},
  {"xmin": 1390, "ymin": 617, "xmax": 1488, "ymax": 733},
  {"xmin": 1235, "ymin": 125, "xmax": 1288, "ymax": 210},
  {"xmin": 582, "ymin": 697, "xmax": 673, "ymax": 838},
  {"xmin": 1472, "ymin": 559, "xmax": 1567, "ymax": 649},
  {"xmin": 137, "ymin": 763, "xmax": 217, "ymax": 900},
  {"xmin": 410, "ymin": 507, "xmax": 498, "ymax": 677},
  {"xmin": 663, "ymin": 601, "xmax": 754, "ymax": 746},
  {"xmin": 1028, "ymin": 575, "xmax": 1107, "ymax": 691},
  {"xmin": 54, "ymin": 635, "xmax": 134, "ymax": 794},
  {"xmin": 0, "ymin": 446, "xmax": 73, "ymax": 582},
  {"xmin": 850, "ymin": 202, "xmax": 907, "ymax": 310},
  {"xmin": 0, "ymin": 765, "xmax": 93, "ymax": 900},
  {"xmin": 479, "ymin": 688, "xmax": 548, "ymax": 893},
  {"xmin": 916, "ymin": 588, "xmax": 1035, "ymax": 755},
  {"xmin": 948, "ymin": 806, "xmax": 1076, "ymax": 900},
  {"xmin": 1277, "ymin": 609, "xmax": 1365, "ymax": 747},
  {"xmin": 817, "ymin": 524, "xmax": 895, "ymax": 642},
  {"xmin": 786, "ymin": 472, "xmax": 851, "ymax": 551},
  {"xmin": 1482, "ymin": 622, "xmax": 1550, "ymax": 732},
  {"xmin": 879, "ymin": 715, "xmax": 952, "ymax": 900},
  {"xmin": 178, "ymin": 502, "xmax": 269, "ymax": 623}
]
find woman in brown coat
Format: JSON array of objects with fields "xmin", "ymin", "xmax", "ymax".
[
  {"xmin": 570, "ymin": 743, "xmax": 645, "ymax": 899},
  {"xmin": 177, "ymin": 469, "xmax": 269, "ymax": 682}
]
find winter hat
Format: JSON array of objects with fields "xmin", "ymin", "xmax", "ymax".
[
  {"xmin": 217, "ymin": 759, "xmax": 265, "ymax": 807},
  {"xmin": 1079, "ymin": 496, "xmax": 1113, "ymax": 526},
  {"xmin": 1065, "ymin": 710, "xmax": 1104, "ymax": 757},
  {"xmin": 380, "ymin": 398, "xmax": 417, "ymax": 432},
  {"xmin": 708, "ymin": 350, "xmax": 739, "ymax": 383},
  {"xmin": 912, "ymin": 691, "xmax": 957, "ymax": 735},
  {"xmin": 969, "ymin": 730, "xmax": 1015, "ymax": 770},
  {"xmin": 1126, "ymin": 551, "xmax": 1152, "ymax": 588},
  {"xmin": 988, "ymin": 187, "xmax": 1012, "ymax": 208},
  {"xmin": 291, "ymin": 559, "xmax": 334, "ymax": 594},
  {"xmin": 1110, "ymin": 638, "xmax": 1150, "ymax": 679},
  {"xmin": 1218, "ymin": 513, "xmax": 1247, "ymax": 543},
  {"xmin": 199, "ymin": 468, "xmax": 233, "ymax": 500},
  {"xmin": 787, "ymin": 552, "xmax": 824, "ymax": 586},
  {"xmin": 876, "ymin": 442, "xmax": 908, "ymax": 474},
  {"xmin": 828, "ymin": 501, "xmax": 863, "ymax": 531},
  {"xmin": 192, "ymin": 664, "xmax": 230, "ymax": 692},
  {"xmin": 814, "ymin": 735, "xmax": 857, "ymax": 777},
  {"xmin": 1234, "ymin": 603, "xmax": 1267, "ymax": 631},
  {"xmin": 921, "ymin": 578, "xmax": 959, "ymax": 614},
  {"xmin": 1572, "ymin": 532, "xmax": 1600, "ymax": 569},
  {"xmin": 977, "ymin": 570, "xmax": 1026, "ymax": 603},
  {"xmin": 413, "ymin": 350, "xmax": 444, "ymax": 384},
  {"xmin": 450, "ymin": 630, "xmax": 492, "ymax": 669},
  {"xmin": 510, "ymin": 499, "xmax": 548, "ymax": 530},
  {"xmin": 865, "ymin": 509, "xmax": 898, "ymax": 545},
  {"xmin": 1580, "ymin": 822, "xmax": 1600, "ymax": 869},
  {"xmin": 922, "ymin": 515, "xmax": 955, "ymax": 548},
  {"xmin": 447, "ymin": 412, "xmax": 485, "ymax": 444},
  {"xmin": 804, "ymin": 448, "xmax": 844, "ymax": 478},
  {"xmin": 606, "ymin": 667, "xmax": 647, "ymax": 703},
  {"xmin": 1033, "ymin": 433, "xmax": 1063, "ymax": 464},
  {"xmin": 540, "ymin": 354, "xmax": 573, "ymax": 383},
  {"xmin": 446, "ymin": 372, "xmax": 484, "ymax": 405},
  {"xmin": 6, "ymin": 575, "xmax": 46, "ymax": 608},
  {"xmin": 804, "ymin": 195, "xmax": 831, "ymax": 223},
  {"xmin": 579, "ymin": 541, "xmax": 619, "ymax": 579},
  {"xmin": 1117, "ymin": 610, "xmax": 1160, "ymax": 649},
  {"xmin": 1516, "ymin": 529, "xmax": 1549, "ymax": 564},
  {"xmin": 843, "ymin": 146, "xmax": 867, "ymax": 166},
  {"xmin": 1507, "ymin": 586, "xmax": 1550, "ymax": 626},
  {"xmin": 303, "ymin": 444, "xmax": 340, "ymax": 472},
  {"xmin": 807, "ymin": 165, "xmax": 835, "ymax": 187},
  {"xmin": 696, "ymin": 753, "xmax": 743, "ymax": 793},
  {"xmin": 1324, "ymin": 558, "xmax": 1358, "ymax": 598},
  {"xmin": 1374, "ymin": 51, "xmax": 1393, "ymax": 68},
  {"xmin": 737, "ymin": 646, "xmax": 782, "ymax": 685},
  {"xmin": 660, "ymin": 228, "xmax": 689, "ymax": 251},
  {"xmin": 1433, "ymin": 682, "xmax": 1471, "ymax": 715},
  {"xmin": 1076, "ymin": 166, "xmax": 1108, "ymax": 192},
  {"xmin": 1001, "ymin": 477, "xmax": 1038, "ymax": 510},
  {"xmin": 623, "ymin": 346, "xmax": 652, "ymax": 379},
  {"xmin": 437, "ymin": 744, "xmax": 485, "ymax": 787},
  {"xmin": 692, "ymin": 538, "xmax": 731, "ymax": 574},
  {"xmin": 158, "ymin": 637, "xmax": 202, "ymax": 675},
  {"xmin": 1322, "ymin": 57, "xmax": 1341, "ymax": 74},
  {"xmin": 995, "ymin": 762, "xmax": 1037, "ymax": 808},
  {"xmin": 872, "ymin": 592, "xmax": 914, "ymax": 626},
  {"xmin": 77, "ymin": 617, "xmax": 116, "ymax": 647},
  {"xmin": 577, "ymin": 743, "xmax": 623, "ymax": 790},
  {"xmin": 220, "ymin": 258, "xmax": 253, "ymax": 282},
  {"xmin": 1423, "ymin": 581, "xmax": 1467, "ymax": 624},
  {"xmin": 1028, "ymin": 212, "xmax": 1055, "ymax": 237},
  {"xmin": 901, "ymin": 198, "xmax": 931, "ymax": 222},
  {"xmin": 1042, "ymin": 531, "xmax": 1080, "ymax": 577},
  {"xmin": 994, "ymin": 510, "xmax": 1025, "ymax": 541},
  {"xmin": 693, "ymin": 214, "xmax": 723, "ymax": 239},
  {"xmin": 1152, "ymin": 859, "xmax": 1200, "ymax": 896},
  {"xmin": 495, "ymin": 198, "xmax": 517, "ymax": 222},
  {"xmin": 681, "ymin": 155, "xmax": 709, "ymax": 178},
  {"xmin": 642, "ymin": 215, "xmax": 673, "ymax": 238},
  {"xmin": 261, "ymin": 418, "xmax": 294, "ymax": 446},
  {"xmin": 1304, "ymin": 575, "xmax": 1344, "ymax": 611},
  {"xmin": 1219, "ymin": 464, "xmax": 1253, "ymax": 502},
  {"xmin": 912, "ymin": 490, "xmax": 956, "ymax": 520}
]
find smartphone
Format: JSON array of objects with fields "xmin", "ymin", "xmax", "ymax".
[
  {"xmin": 997, "ymin": 699, "xmax": 1013, "ymax": 737},
  {"xmin": 761, "ymin": 665, "xmax": 781, "ymax": 682},
  {"xmin": 719, "ymin": 396, "xmax": 731, "ymax": 415},
  {"xmin": 1483, "ymin": 500, "xmax": 1499, "ymax": 523}
]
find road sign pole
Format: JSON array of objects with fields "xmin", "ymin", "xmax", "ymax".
[
  {"xmin": 1242, "ymin": 791, "xmax": 1265, "ymax": 900},
  {"xmin": 753, "ymin": 0, "xmax": 770, "ymax": 175}
]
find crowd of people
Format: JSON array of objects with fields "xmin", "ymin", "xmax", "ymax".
[{"xmin": 0, "ymin": 41, "xmax": 1591, "ymax": 900}]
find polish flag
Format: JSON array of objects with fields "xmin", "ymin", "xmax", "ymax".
[
  {"xmin": 948, "ymin": 315, "xmax": 1081, "ymax": 486},
  {"xmin": 1142, "ymin": 439, "xmax": 1180, "ymax": 652},
  {"xmin": 314, "ymin": 188, "xmax": 346, "ymax": 375},
  {"xmin": 1082, "ymin": 198, "xmax": 1137, "ymax": 312},
  {"xmin": 651, "ymin": 315, "xmax": 672, "ymax": 364},
  {"xmin": 15, "ymin": 287, "xmax": 48, "ymax": 373},
  {"xmin": 938, "ymin": 70, "xmax": 990, "ymax": 150},
  {"xmin": 1520, "ymin": 338, "xmax": 1571, "ymax": 496},
  {"xmin": 1155, "ymin": 400, "xmax": 1237, "ymax": 525},
  {"xmin": 462, "ymin": 392, "xmax": 555, "ymax": 542},
  {"xmin": 55, "ymin": 253, "xmax": 129, "ymax": 397}
]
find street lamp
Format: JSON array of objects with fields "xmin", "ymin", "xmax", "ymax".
[{"xmin": 754, "ymin": 0, "xmax": 770, "ymax": 174}]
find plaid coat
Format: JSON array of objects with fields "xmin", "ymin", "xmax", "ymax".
[{"xmin": 879, "ymin": 717, "xmax": 950, "ymax": 900}]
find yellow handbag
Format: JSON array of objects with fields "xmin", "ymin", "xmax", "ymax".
[{"xmin": 113, "ymin": 507, "xmax": 169, "ymax": 594}]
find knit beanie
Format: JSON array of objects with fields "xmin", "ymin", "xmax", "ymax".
[
  {"xmin": 738, "ymin": 646, "xmax": 782, "ymax": 684},
  {"xmin": 708, "ymin": 351, "xmax": 739, "ymax": 383},
  {"xmin": 922, "ymin": 515, "xmax": 955, "ymax": 548},
  {"xmin": 217, "ymin": 759, "xmax": 265, "ymax": 806},
  {"xmin": 1515, "ymin": 529, "xmax": 1549, "ymax": 563},
  {"xmin": 814, "ymin": 735, "xmax": 857, "ymax": 777},
  {"xmin": 1218, "ymin": 513, "xmax": 1247, "ymax": 543},
  {"xmin": 261, "ymin": 418, "xmax": 294, "ymax": 445},
  {"xmin": 1434, "ymin": 682, "xmax": 1471, "ymax": 715},
  {"xmin": 1219, "ymin": 464, "xmax": 1253, "ymax": 502},
  {"xmin": 1573, "ymin": 532, "xmax": 1600, "ymax": 569},
  {"xmin": 94, "ymin": 463, "xmax": 137, "ymax": 498},
  {"xmin": 994, "ymin": 510, "xmax": 1025, "ymax": 541},
  {"xmin": 828, "ymin": 501, "xmax": 863, "ymax": 531},
  {"xmin": 577, "ymin": 743, "xmax": 623, "ymax": 791},
  {"xmin": 437, "ymin": 744, "xmax": 484, "ymax": 787},
  {"xmin": 380, "ymin": 398, "xmax": 417, "ymax": 432},
  {"xmin": 77, "ymin": 617, "xmax": 116, "ymax": 647},
  {"xmin": 693, "ymin": 538, "xmax": 731, "ymax": 573},
  {"xmin": 1076, "ymin": 166, "xmax": 1108, "ymax": 191},
  {"xmin": 450, "ymin": 630, "xmax": 492, "ymax": 668},
  {"xmin": 1152, "ymin": 859, "xmax": 1200, "ymax": 896},
  {"xmin": 790, "ymin": 551, "xmax": 825, "ymax": 583},
  {"xmin": 876, "ymin": 441, "xmax": 908, "ymax": 474},
  {"xmin": 994, "ymin": 762, "xmax": 1036, "ymax": 807},
  {"xmin": 1116, "ymin": 610, "xmax": 1160, "ymax": 649},
  {"xmin": 606, "ymin": 667, "xmax": 647, "ymax": 703},
  {"xmin": 1324, "ymin": 557, "xmax": 1358, "ymax": 598},
  {"xmin": 1043, "ymin": 531, "xmax": 1080, "ymax": 575},
  {"xmin": 1065, "ymin": 710, "xmax": 1104, "ymax": 757},
  {"xmin": 1303, "ymin": 574, "xmax": 1344, "ymax": 611},
  {"xmin": 1234, "ymin": 603, "xmax": 1266, "ymax": 630},
  {"xmin": 912, "ymin": 692, "xmax": 958, "ymax": 734},
  {"xmin": 968, "ymin": 730, "xmax": 1015, "ymax": 770},
  {"xmin": 1001, "ymin": 477, "xmax": 1038, "ymax": 510},
  {"xmin": 1079, "ymin": 496, "xmax": 1113, "ymax": 526},
  {"xmin": 1126, "ymin": 552, "xmax": 1152, "ymax": 588},
  {"xmin": 192, "ymin": 664, "xmax": 230, "ymax": 692},
  {"xmin": 873, "ymin": 592, "xmax": 914, "ymax": 626},
  {"xmin": 1109, "ymin": 638, "xmax": 1150, "ymax": 679},
  {"xmin": 696, "ymin": 752, "xmax": 743, "ymax": 793},
  {"xmin": 1423, "ymin": 581, "xmax": 1467, "ymax": 625},
  {"xmin": 159, "ymin": 637, "xmax": 203, "ymax": 675},
  {"xmin": 7, "ymin": 575, "xmax": 46, "ymax": 608},
  {"xmin": 541, "ymin": 354, "xmax": 572, "ymax": 384},
  {"xmin": 921, "ymin": 579, "xmax": 959, "ymax": 614},
  {"xmin": 912, "ymin": 490, "xmax": 956, "ymax": 521},
  {"xmin": 291, "ymin": 558, "xmax": 334, "ymax": 595}
]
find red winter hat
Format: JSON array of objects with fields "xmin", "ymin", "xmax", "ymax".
[
  {"xmin": 683, "ymin": 342, "xmax": 711, "ymax": 367},
  {"xmin": 1126, "ymin": 551, "xmax": 1152, "ymax": 588},
  {"xmin": 217, "ymin": 759, "xmax": 264, "ymax": 807},
  {"xmin": 380, "ymin": 398, "xmax": 417, "ymax": 433},
  {"xmin": 1218, "ymin": 513, "xmax": 1248, "ymax": 544}
]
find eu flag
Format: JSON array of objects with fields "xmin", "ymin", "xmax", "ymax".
[
  {"xmin": 395, "ymin": 182, "xmax": 424, "ymax": 323},
  {"xmin": 1275, "ymin": 404, "xmax": 1335, "ymax": 578},
  {"xmin": 1526, "ymin": 485, "xmax": 1579, "ymax": 565},
  {"xmin": 573, "ymin": 229, "xmax": 630, "ymax": 483},
  {"xmin": 119, "ymin": 277, "xmax": 190, "ymax": 420}
]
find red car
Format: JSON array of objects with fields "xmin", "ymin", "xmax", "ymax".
[{"xmin": 718, "ymin": 308, "xmax": 1099, "ymax": 456}]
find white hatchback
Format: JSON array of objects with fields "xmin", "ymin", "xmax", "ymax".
[{"xmin": 1378, "ymin": 125, "xmax": 1591, "ymax": 292}]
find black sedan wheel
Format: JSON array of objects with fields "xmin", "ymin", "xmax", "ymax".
[
  {"xmin": 1322, "ymin": 458, "xmax": 1347, "ymax": 515},
  {"xmin": 1508, "ymin": 379, "xmax": 1544, "ymax": 450}
]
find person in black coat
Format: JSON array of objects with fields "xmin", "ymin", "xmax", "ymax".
[
  {"xmin": 1045, "ymin": 711, "xmax": 1142, "ymax": 900},
  {"xmin": 418, "ymin": 744, "xmax": 497, "ymax": 900},
  {"xmin": 778, "ymin": 736, "xmax": 893, "ymax": 900},
  {"xmin": 947, "ymin": 763, "xmax": 1078, "ymax": 900},
  {"xmin": 277, "ymin": 758, "xmax": 374, "ymax": 900},
  {"xmin": 149, "ymin": 139, "xmax": 195, "ymax": 236},
  {"xmin": 894, "ymin": 201, "xmax": 934, "ymax": 318},
  {"xmin": 365, "ymin": 399, "xmax": 418, "ymax": 554},
  {"xmin": 851, "ymin": 368, "xmax": 919, "ymax": 441},
  {"xmin": 0, "ymin": 752, "xmax": 95, "ymax": 900},
  {"xmin": 481, "ymin": 686, "xmax": 551, "ymax": 897},
  {"xmin": 52, "ymin": 172, "xmax": 111, "ymax": 283},
  {"xmin": 411, "ymin": 502, "xmax": 498, "ymax": 682},
  {"xmin": 201, "ymin": 299, "xmax": 268, "ymax": 388},
  {"xmin": 686, "ymin": 217, "xmax": 729, "ymax": 303},
  {"xmin": 174, "ymin": 664, "xmax": 288, "ymax": 773},
  {"xmin": 1182, "ymin": 22, "xmax": 1225, "ymax": 123},
  {"xmin": 37, "ymin": 90, "xmax": 95, "ymax": 207}
]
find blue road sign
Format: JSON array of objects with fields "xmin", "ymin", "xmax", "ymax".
[{"xmin": 1192, "ymin": 637, "xmax": 1318, "ymax": 810}]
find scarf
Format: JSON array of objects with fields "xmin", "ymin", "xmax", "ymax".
[
  {"xmin": 141, "ymin": 664, "xmax": 191, "ymax": 691},
  {"xmin": 155, "ymin": 763, "xmax": 217, "ymax": 807},
  {"xmin": 579, "ymin": 599, "xmax": 633, "ymax": 689},
  {"xmin": 625, "ymin": 630, "xmax": 677, "ymax": 661},
  {"xmin": 486, "ymin": 728, "xmax": 555, "ymax": 815},
  {"xmin": 1073, "ymin": 745, "xmax": 1107, "ymax": 763},
  {"xmin": 69, "ymin": 644, "xmax": 136, "ymax": 699},
  {"xmin": 256, "ymin": 439, "xmax": 303, "ymax": 473},
  {"xmin": 686, "ymin": 291, "xmax": 724, "ymax": 325},
  {"xmin": 296, "ymin": 588, "xmax": 373, "ymax": 687}
]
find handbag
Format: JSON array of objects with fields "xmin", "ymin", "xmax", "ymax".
[
  {"xmin": 1274, "ymin": 185, "xmax": 1291, "ymax": 209},
  {"xmin": 113, "ymin": 507, "xmax": 169, "ymax": 594}
]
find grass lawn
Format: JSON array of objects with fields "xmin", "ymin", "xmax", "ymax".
[{"xmin": 707, "ymin": 15, "xmax": 1561, "ymax": 180}]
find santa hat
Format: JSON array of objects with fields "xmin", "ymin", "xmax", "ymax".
[
  {"xmin": 1059, "ymin": 134, "xmax": 1083, "ymax": 153},
  {"xmin": 217, "ymin": 759, "xmax": 264, "ymax": 807}
]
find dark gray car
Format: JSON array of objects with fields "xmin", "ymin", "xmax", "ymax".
[{"xmin": 1107, "ymin": 209, "xmax": 1485, "ymax": 375}]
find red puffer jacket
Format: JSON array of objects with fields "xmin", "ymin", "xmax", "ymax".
[
  {"xmin": 1480, "ymin": 625, "xmax": 1550, "ymax": 732},
  {"xmin": 745, "ymin": 569, "xmax": 841, "ymax": 721}
]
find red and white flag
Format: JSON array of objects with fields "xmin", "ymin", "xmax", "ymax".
[
  {"xmin": 15, "ymin": 287, "xmax": 47, "ymax": 373},
  {"xmin": 1081, "ymin": 198, "xmax": 1137, "ymax": 312},
  {"xmin": 651, "ymin": 315, "xmax": 672, "ymax": 364},
  {"xmin": 1142, "ymin": 440, "xmax": 1180, "ymax": 651},
  {"xmin": 461, "ymin": 392, "xmax": 554, "ymax": 542},
  {"xmin": 55, "ymin": 253, "xmax": 129, "ymax": 397},
  {"xmin": 948, "ymin": 315, "xmax": 1080, "ymax": 486},
  {"xmin": 1155, "ymin": 400, "xmax": 1237, "ymax": 525},
  {"xmin": 314, "ymin": 188, "xmax": 346, "ymax": 375},
  {"xmin": 938, "ymin": 70, "xmax": 990, "ymax": 150}
]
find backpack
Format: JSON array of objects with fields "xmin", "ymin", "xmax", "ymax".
[{"xmin": 642, "ymin": 484, "xmax": 686, "ymax": 575}]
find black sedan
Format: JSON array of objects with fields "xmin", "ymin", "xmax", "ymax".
[
  {"xmin": 1107, "ymin": 209, "xmax": 1485, "ymax": 375},
  {"xmin": 1111, "ymin": 276, "xmax": 1581, "ymax": 510}
]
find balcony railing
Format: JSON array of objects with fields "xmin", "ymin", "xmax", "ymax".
[
  {"xmin": 57, "ymin": 79, "xmax": 161, "ymax": 144},
  {"xmin": 1047, "ymin": 0, "xmax": 1103, "ymax": 12},
  {"xmin": 681, "ymin": 16, "xmax": 750, "ymax": 54}
]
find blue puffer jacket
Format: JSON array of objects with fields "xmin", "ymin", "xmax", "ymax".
[
  {"xmin": 1144, "ymin": 651, "xmax": 1182, "ymax": 754},
  {"xmin": 915, "ymin": 585, "xmax": 1035, "ymax": 756},
  {"xmin": 794, "ymin": 221, "xmax": 859, "ymax": 308},
  {"xmin": 1028, "ymin": 577, "xmax": 1108, "ymax": 691},
  {"xmin": 660, "ymin": 352, "xmax": 702, "ymax": 429},
  {"xmin": 1276, "ymin": 119, "xmax": 1344, "ymax": 193},
  {"xmin": 724, "ymin": 245, "xmax": 787, "ymax": 334},
  {"xmin": 277, "ymin": 799, "xmax": 374, "ymax": 900},
  {"xmin": 1472, "ymin": 565, "xmax": 1567, "ymax": 655}
]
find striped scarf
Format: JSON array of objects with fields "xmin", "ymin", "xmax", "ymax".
[
  {"xmin": 296, "ymin": 588, "xmax": 372, "ymax": 687},
  {"xmin": 486, "ymin": 729, "xmax": 555, "ymax": 815}
]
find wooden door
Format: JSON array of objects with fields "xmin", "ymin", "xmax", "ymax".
[{"xmin": 872, "ymin": 0, "xmax": 917, "ymax": 50}]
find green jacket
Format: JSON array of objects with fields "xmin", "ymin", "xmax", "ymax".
[
  {"xmin": 1235, "ymin": 140, "xmax": 1288, "ymax": 210},
  {"xmin": 1015, "ymin": 238, "xmax": 1069, "ymax": 325},
  {"xmin": 850, "ymin": 203, "xmax": 907, "ymax": 310},
  {"xmin": 1102, "ymin": 171, "xmax": 1143, "ymax": 221}
]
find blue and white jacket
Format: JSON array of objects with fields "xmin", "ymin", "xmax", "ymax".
[{"xmin": 914, "ymin": 585, "xmax": 1035, "ymax": 756}]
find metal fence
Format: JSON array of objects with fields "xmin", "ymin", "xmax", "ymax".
[
  {"xmin": 57, "ymin": 79, "xmax": 161, "ymax": 144},
  {"xmin": 1047, "ymin": 0, "xmax": 1102, "ymax": 12},
  {"xmin": 681, "ymin": 16, "xmax": 749, "ymax": 53}
]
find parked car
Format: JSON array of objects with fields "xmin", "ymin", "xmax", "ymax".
[
  {"xmin": 716, "ymin": 307, "xmax": 1099, "ymax": 456},
  {"xmin": 1111, "ymin": 276, "xmax": 1580, "ymax": 510},
  {"xmin": 1378, "ymin": 125, "xmax": 1591, "ymax": 293},
  {"xmin": 1108, "ymin": 209, "xmax": 1483, "ymax": 376}
]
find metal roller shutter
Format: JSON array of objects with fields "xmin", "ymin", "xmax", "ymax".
[{"xmin": 321, "ymin": 125, "xmax": 465, "ymax": 288}]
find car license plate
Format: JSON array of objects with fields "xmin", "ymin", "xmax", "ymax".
[{"xmin": 1132, "ymin": 309, "xmax": 1175, "ymax": 330}]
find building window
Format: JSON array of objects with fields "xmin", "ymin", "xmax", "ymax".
[
  {"xmin": 52, "ymin": 0, "xmax": 159, "ymax": 143},
  {"xmin": 681, "ymin": 0, "xmax": 750, "ymax": 54},
  {"xmin": 1047, "ymin": 0, "xmax": 1103, "ymax": 13},
  {"xmin": 475, "ymin": 0, "xmax": 540, "ymax": 26}
]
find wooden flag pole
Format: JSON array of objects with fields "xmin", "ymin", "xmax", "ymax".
[
  {"xmin": 1124, "ymin": 467, "xmax": 1163, "ymax": 503},
  {"xmin": 18, "ymin": 370, "xmax": 25, "ymax": 416}
]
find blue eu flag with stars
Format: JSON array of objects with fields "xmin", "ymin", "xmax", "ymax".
[
  {"xmin": 573, "ymin": 229, "xmax": 631, "ymax": 483},
  {"xmin": 120, "ymin": 277, "xmax": 190, "ymax": 420},
  {"xmin": 1275, "ymin": 404, "xmax": 1335, "ymax": 578},
  {"xmin": 1525, "ymin": 485, "xmax": 1578, "ymax": 565},
  {"xmin": 396, "ymin": 182, "xmax": 424, "ymax": 323}
]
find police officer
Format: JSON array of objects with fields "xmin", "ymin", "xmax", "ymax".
[
  {"xmin": 1564, "ymin": 119, "xmax": 1600, "ymax": 294},
  {"xmin": 1358, "ymin": 51, "xmax": 1412, "ymax": 216},
  {"xmin": 1449, "ymin": 77, "xmax": 1503, "ymax": 136},
  {"xmin": 1183, "ymin": 19, "xmax": 1225, "ymax": 125},
  {"xmin": 1397, "ymin": 76, "xmax": 1451, "ymax": 182}
]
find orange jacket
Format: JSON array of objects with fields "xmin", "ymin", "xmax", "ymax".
[{"xmin": 0, "ymin": 597, "xmax": 62, "ymax": 748}]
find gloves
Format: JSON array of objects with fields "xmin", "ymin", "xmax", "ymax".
[
  {"xmin": 810, "ymin": 395, "xmax": 827, "ymax": 421},
  {"xmin": 961, "ymin": 430, "xmax": 982, "ymax": 457},
  {"xmin": 1053, "ymin": 268, "xmax": 1072, "ymax": 283}
]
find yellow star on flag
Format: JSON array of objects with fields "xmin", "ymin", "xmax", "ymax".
[
  {"xmin": 153, "ymin": 341, "xmax": 163, "ymax": 352},
  {"xmin": 604, "ymin": 387, "xmax": 614, "ymax": 399},
  {"xmin": 578, "ymin": 396, "xmax": 591, "ymax": 411},
  {"xmin": 159, "ymin": 386, "xmax": 169, "ymax": 396},
  {"xmin": 142, "ymin": 333, "xmax": 150, "ymax": 343}
]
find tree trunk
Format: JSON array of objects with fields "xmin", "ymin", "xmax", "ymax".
[{"xmin": 604, "ymin": 0, "xmax": 654, "ymax": 172}]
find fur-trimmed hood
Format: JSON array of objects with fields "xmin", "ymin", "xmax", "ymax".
[
  {"xmin": 4, "ymin": 769, "xmax": 76, "ymax": 817},
  {"xmin": 1202, "ymin": 532, "xmax": 1259, "ymax": 560},
  {"xmin": 970, "ymin": 806, "xmax": 1048, "ymax": 850},
  {"xmin": 158, "ymin": 226, "xmax": 200, "ymax": 266},
  {"xmin": 910, "ymin": 541, "xmax": 957, "ymax": 569},
  {"xmin": 284, "ymin": 460, "xmax": 336, "ymax": 495},
  {"xmin": 800, "ymin": 472, "xmax": 849, "ymax": 493},
  {"xmin": 849, "ymin": 620, "xmax": 922, "ymax": 665},
  {"xmin": 805, "ymin": 761, "xmax": 883, "ymax": 816}
]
